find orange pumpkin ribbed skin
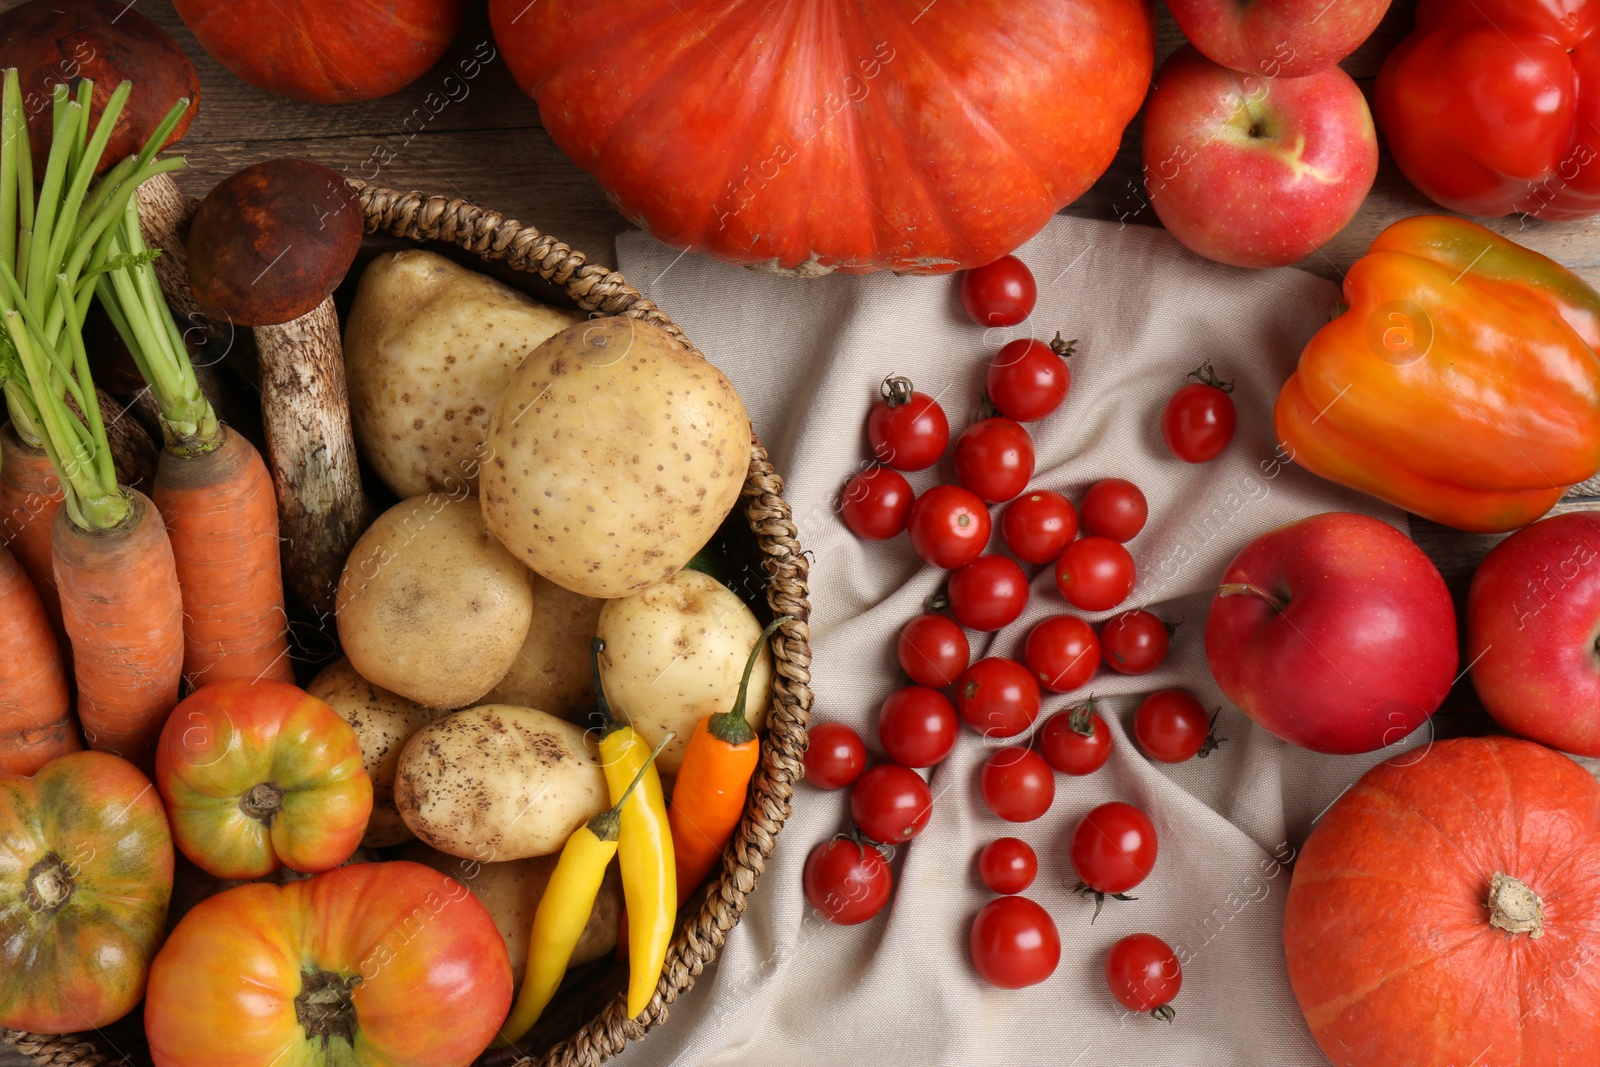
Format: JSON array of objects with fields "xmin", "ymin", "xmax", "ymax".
[{"xmin": 1284, "ymin": 736, "xmax": 1600, "ymax": 1067}]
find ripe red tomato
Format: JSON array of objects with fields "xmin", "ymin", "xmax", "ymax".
[
  {"xmin": 850, "ymin": 764, "xmax": 933, "ymax": 844},
  {"xmin": 948, "ymin": 554, "xmax": 1029, "ymax": 631},
  {"xmin": 878, "ymin": 686, "xmax": 959, "ymax": 768},
  {"xmin": 1055, "ymin": 537, "xmax": 1135, "ymax": 611},
  {"xmin": 1133, "ymin": 689, "xmax": 1222, "ymax": 763},
  {"xmin": 1106, "ymin": 933, "xmax": 1182, "ymax": 1020},
  {"xmin": 908, "ymin": 485, "xmax": 992, "ymax": 570},
  {"xmin": 969, "ymin": 895, "xmax": 1059, "ymax": 989},
  {"xmin": 1039, "ymin": 703, "xmax": 1113, "ymax": 776},
  {"xmin": 1023, "ymin": 615, "xmax": 1100, "ymax": 693},
  {"xmin": 1071, "ymin": 802, "xmax": 1158, "ymax": 914},
  {"xmin": 980, "ymin": 747, "xmax": 1056, "ymax": 822},
  {"xmin": 961, "ymin": 254, "xmax": 1037, "ymax": 327},
  {"xmin": 978, "ymin": 837, "xmax": 1038, "ymax": 894},
  {"xmin": 1001, "ymin": 490, "xmax": 1078, "ymax": 564},
  {"xmin": 1162, "ymin": 364, "xmax": 1237, "ymax": 463},
  {"xmin": 803, "ymin": 836, "xmax": 894, "ymax": 926},
  {"xmin": 804, "ymin": 722, "xmax": 867, "ymax": 789},
  {"xmin": 1100, "ymin": 609, "xmax": 1170, "ymax": 675},
  {"xmin": 1080, "ymin": 478, "xmax": 1148, "ymax": 542},
  {"xmin": 867, "ymin": 376, "xmax": 949, "ymax": 471},
  {"xmin": 840, "ymin": 466, "xmax": 914, "ymax": 541},
  {"xmin": 954, "ymin": 658, "xmax": 1041, "ymax": 738},
  {"xmin": 954, "ymin": 418, "xmax": 1035, "ymax": 504},
  {"xmin": 987, "ymin": 335, "xmax": 1073, "ymax": 422},
  {"xmin": 897, "ymin": 614, "xmax": 970, "ymax": 688}
]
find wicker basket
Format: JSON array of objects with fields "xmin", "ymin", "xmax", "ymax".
[{"xmin": 3, "ymin": 185, "xmax": 813, "ymax": 1067}]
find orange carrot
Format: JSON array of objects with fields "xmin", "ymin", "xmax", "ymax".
[
  {"xmin": 0, "ymin": 543, "xmax": 78, "ymax": 776},
  {"xmin": 0, "ymin": 420, "xmax": 64, "ymax": 634}
]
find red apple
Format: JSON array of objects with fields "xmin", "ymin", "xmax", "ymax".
[
  {"xmin": 1163, "ymin": 0, "xmax": 1392, "ymax": 79},
  {"xmin": 1142, "ymin": 46, "xmax": 1378, "ymax": 269},
  {"xmin": 1467, "ymin": 512, "xmax": 1600, "ymax": 756},
  {"xmin": 1205, "ymin": 512, "xmax": 1457, "ymax": 754}
]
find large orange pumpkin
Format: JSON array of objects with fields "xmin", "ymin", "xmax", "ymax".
[
  {"xmin": 1284, "ymin": 737, "xmax": 1600, "ymax": 1067},
  {"xmin": 490, "ymin": 0, "xmax": 1156, "ymax": 275}
]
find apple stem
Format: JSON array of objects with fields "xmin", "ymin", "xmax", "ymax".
[{"xmin": 1215, "ymin": 581, "xmax": 1287, "ymax": 613}]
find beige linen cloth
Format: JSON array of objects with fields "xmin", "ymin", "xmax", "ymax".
[{"xmin": 612, "ymin": 217, "xmax": 1438, "ymax": 1067}]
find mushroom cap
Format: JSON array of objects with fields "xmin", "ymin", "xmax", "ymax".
[
  {"xmin": 0, "ymin": 0, "xmax": 199, "ymax": 173},
  {"xmin": 187, "ymin": 159, "xmax": 364, "ymax": 328}
]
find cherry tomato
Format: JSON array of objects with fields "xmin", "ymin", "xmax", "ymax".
[
  {"xmin": 1055, "ymin": 536, "xmax": 1135, "ymax": 612},
  {"xmin": 1071, "ymin": 802, "xmax": 1158, "ymax": 913},
  {"xmin": 867, "ymin": 376, "xmax": 949, "ymax": 471},
  {"xmin": 1080, "ymin": 478, "xmax": 1148, "ymax": 542},
  {"xmin": 1038, "ymin": 703, "xmax": 1113, "ymax": 776},
  {"xmin": 987, "ymin": 335, "xmax": 1073, "ymax": 422},
  {"xmin": 1001, "ymin": 490, "xmax": 1078, "ymax": 564},
  {"xmin": 908, "ymin": 485, "xmax": 992, "ymax": 570},
  {"xmin": 1133, "ymin": 689, "xmax": 1223, "ymax": 763},
  {"xmin": 1023, "ymin": 615, "xmax": 1100, "ymax": 693},
  {"xmin": 803, "ymin": 722, "xmax": 868, "ymax": 789},
  {"xmin": 877, "ymin": 686, "xmax": 959, "ymax": 768},
  {"xmin": 850, "ymin": 764, "xmax": 933, "ymax": 844},
  {"xmin": 960, "ymin": 254, "xmax": 1037, "ymax": 328},
  {"xmin": 1100, "ymin": 609, "xmax": 1170, "ymax": 675},
  {"xmin": 954, "ymin": 418, "xmax": 1035, "ymax": 504},
  {"xmin": 978, "ymin": 837, "xmax": 1038, "ymax": 894},
  {"xmin": 840, "ymin": 466, "xmax": 914, "ymax": 541},
  {"xmin": 802, "ymin": 836, "xmax": 893, "ymax": 926},
  {"xmin": 1106, "ymin": 933, "xmax": 1182, "ymax": 1020},
  {"xmin": 969, "ymin": 895, "xmax": 1059, "ymax": 989},
  {"xmin": 954, "ymin": 658, "xmax": 1041, "ymax": 739},
  {"xmin": 979, "ymin": 747, "xmax": 1056, "ymax": 823},
  {"xmin": 947, "ymin": 554, "xmax": 1029, "ymax": 632},
  {"xmin": 1162, "ymin": 363, "xmax": 1236, "ymax": 463},
  {"xmin": 897, "ymin": 614, "xmax": 970, "ymax": 688}
]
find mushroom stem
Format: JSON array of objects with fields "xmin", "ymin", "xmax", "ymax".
[{"xmin": 134, "ymin": 172, "xmax": 206, "ymax": 331}]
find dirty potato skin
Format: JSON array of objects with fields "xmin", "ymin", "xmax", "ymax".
[
  {"xmin": 597, "ymin": 569, "xmax": 773, "ymax": 773},
  {"xmin": 485, "ymin": 571, "xmax": 605, "ymax": 721},
  {"xmin": 336, "ymin": 493, "xmax": 533, "ymax": 709},
  {"xmin": 343, "ymin": 250, "xmax": 581, "ymax": 498},
  {"xmin": 480, "ymin": 317, "xmax": 751, "ymax": 599},
  {"xmin": 394, "ymin": 704, "xmax": 608, "ymax": 860}
]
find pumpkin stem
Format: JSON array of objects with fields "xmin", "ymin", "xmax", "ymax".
[
  {"xmin": 240, "ymin": 781, "xmax": 285, "ymax": 823},
  {"xmin": 296, "ymin": 970, "xmax": 362, "ymax": 1048},
  {"xmin": 24, "ymin": 852, "xmax": 75, "ymax": 913},
  {"xmin": 1488, "ymin": 872, "xmax": 1545, "ymax": 939}
]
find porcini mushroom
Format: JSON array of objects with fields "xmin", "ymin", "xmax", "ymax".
[{"xmin": 186, "ymin": 159, "xmax": 370, "ymax": 615}]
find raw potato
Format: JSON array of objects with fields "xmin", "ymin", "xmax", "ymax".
[
  {"xmin": 307, "ymin": 658, "xmax": 448, "ymax": 847},
  {"xmin": 481, "ymin": 317, "xmax": 750, "ymax": 598},
  {"xmin": 597, "ymin": 569, "xmax": 772, "ymax": 774},
  {"xmin": 344, "ymin": 250, "xmax": 581, "ymax": 498},
  {"xmin": 485, "ymin": 571, "xmax": 605, "ymax": 721},
  {"xmin": 336, "ymin": 493, "xmax": 533, "ymax": 709},
  {"xmin": 394, "ymin": 704, "xmax": 608, "ymax": 860}
]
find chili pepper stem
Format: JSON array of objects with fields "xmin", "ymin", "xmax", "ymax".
[
  {"xmin": 706, "ymin": 616, "xmax": 792, "ymax": 746},
  {"xmin": 588, "ymin": 732, "xmax": 674, "ymax": 843}
]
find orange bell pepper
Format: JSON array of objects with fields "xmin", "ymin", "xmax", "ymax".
[{"xmin": 1276, "ymin": 216, "xmax": 1600, "ymax": 533}]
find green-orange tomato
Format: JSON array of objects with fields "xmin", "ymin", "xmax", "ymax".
[
  {"xmin": 146, "ymin": 860, "xmax": 513, "ymax": 1067},
  {"xmin": 0, "ymin": 750, "xmax": 174, "ymax": 1032},
  {"xmin": 155, "ymin": 679, "xmax": 372, "ymax": 879}
]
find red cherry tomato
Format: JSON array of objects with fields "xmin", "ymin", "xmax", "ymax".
[
  {"xmin": 1133, "ymin": 689, "xmax": 1222, "ymax": 764},
  {"xmin": 877, "ymin": 686, "xmax": 959, "ymax": 768},
  {"xmin": 1106, "ymin": 933, "xmax": 1182, "ymax": 1020},
  {"xmin": 840, "ymin": 466, "xmax": 914, "ymax": 541},
  {"xmin": 1001, "ymin": 490, "xmax": 1078, "ymax": 564},
  {"xmin": 867, "ymin": 376, "xmax": 949, "ymax": 471},
  {"xmin": 978, "ymin": 837, "xmax": 1038, "ymax": 894},
  {"xmin": 987, "ymin": 336, "xmax": 1073, "ymax": 422},
  {"xmin": 897, "ymin": 614, "xmax": 970, "ymax": 688},
  {"xmin": 1038, "ymin": 703, "xmax": 1113, "ymax": 776},
  {"xmin": 947, "ymin": 554, "xmax": 1029, "ymax": 632},
  {"xmin": 850, "ymin": 764, "xmax": 933, "ymax": 844},
  {"xmin": 804, "ymin": 722, "xmax": 867, "ymax": 789},
  {"xmin": 1023, "ymin": 615, "xmax": 1100, "ymax": 693},
  {"xmin": 1100, "ymin": 609, "xmax": 1170, "ymax": 675},
  {"xmin": 1055, "ymin": 537, "xmax": 1135, "ymax": 612},
  {"xmin": 1162, "ymin": 364, "xmax": 1236, "ymax": 463},
  {"xmin": 954, "ymin": 418, "xmax": 1035, "ymax": 504},
  {"xmin": 969, "ymin": 895, "xmax": 1059, "ymax": 989},
  {"xmin": 803, "ymin": 836, "xmax": 894, "ymax": 926},
  {"xmin": 1071, "ymin": 802, "xmax": 1158, "ymax": 910},
  {"xmin": 960, "ymin": 255, "xmax": 1037, "ymax": 328},
  {"xmin": 1080, "ymin": 478, "xmax": 1148, "ymax": 542},
  {"xmin": 954, "ymin": 658, "xmax": 1041, "ymax": 739},
  {"xmin": 908, "ymin": 485, "xmax": 992, "ymax": 570},
  {"xmin": 979, "ymin": 747, "xmax": 1056, "ymax": 823}
]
